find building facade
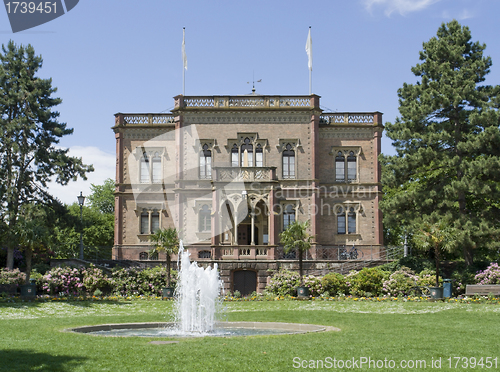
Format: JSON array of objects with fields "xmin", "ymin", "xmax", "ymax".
[{"xmin": 112, "ymin": 94, "xmax": 383, "ymax": 294}]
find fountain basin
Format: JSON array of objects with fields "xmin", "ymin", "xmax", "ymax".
[{"xmin": 67, "ymin": 321, "xmax": 333, "ymax": 338}]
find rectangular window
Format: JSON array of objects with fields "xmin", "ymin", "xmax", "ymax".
[
  {"xmin": 336, "ymin": 161, "xmax": 345, "ymax": 181},
  {"xmin": 140, "ymin": 213, "xmax": 149, "ymax": 234},
  {"xmin": 283, "ymin": 204, "xmax": 296, "ymax": 231},
  {"xmin": 256, "ymin": 151, "xmax": 263, "ymax": 167},
  {"xmin": 140, "ymin": 159, "xmax": 150, "ymax": 183},
  {"xmin": 152, "ymin": 160, "xmax": 161, "ymax": 183},
  {"xmin": 231, "ymin": 151, "xmax": 238, "ymax": 167},
  {"xmin": 337, "ymin": 214, "xmax": 346, "ymax": 234},
  {"xmin": 151, "ymin": 213, "xmax": 160, "ymax": 233},
  {"xmin": 348, "ymin": 213, "xmax": 356, "ymax": 234}
]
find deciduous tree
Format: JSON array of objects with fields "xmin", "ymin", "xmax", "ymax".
[{"xmin": 0, "ymin": 41, "xmax": 93, "ymax": 269}]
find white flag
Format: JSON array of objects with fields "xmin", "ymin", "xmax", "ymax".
[
  {"xmin": 182, "ymin": 28, "xmax": 187, "ymax": 70},
  {"xmin": 305, "ymin": 27, "xmax": 312, "ymax": 71}
]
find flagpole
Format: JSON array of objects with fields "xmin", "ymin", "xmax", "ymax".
[
  {"xmin": 305, "ymin": 26, "xmax": 313, "ymax": 95},
  {"xmin": 182, "ymin": 27, "xmax": 187, "ymax": 96}
]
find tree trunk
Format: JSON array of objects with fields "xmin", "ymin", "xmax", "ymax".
[
  {"xmin": 166, "ymin": 255, "xmax": 171, "ymax": 287},
  {"xmin": 6, "ymin": 247, "xmax": 14, "ymax": 270},
  {"xmin": 434, "ymin": 244, "xmax": 440, "ymax": 287},
  {"xmin": 25, "ymin": 247, "xmax": 32, "ymax": 284},
  {"xmin": 298, "ymin": 248, "xmax": 303, "ymax": 285}
]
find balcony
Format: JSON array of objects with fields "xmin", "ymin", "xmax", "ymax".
[{"xmin": 212, "ymin": 167, "xmax": 277, "ymax": 182}]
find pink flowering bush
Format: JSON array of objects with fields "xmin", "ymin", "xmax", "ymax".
[
  {"xmin": 81, "ymin": 265, "xmax": 114, "ymax": 295},
  {"xmin": 112, "ymin": 266, "xmax": 176, "ymax": 296},
  {"xmin": 42, "ymin": 267, "xmax": 84, "ymax": 296},
  {"xmin": 475, "ymin": 263, "xmax": 500, "ymax": 285},
  {"xmin": 265, "ymin": 269, "xmax": 301, "ymax": 297},
  {"xmin": 265, "ymin": 269, "xmax": 322, "ymax": 297},
  {"xmin": 382, "ymin": 267, "xmax": 419, "ymax": 297},
  {"xmin": 0, "ymin": 268, "xmax": 26, "ymax": 285}
]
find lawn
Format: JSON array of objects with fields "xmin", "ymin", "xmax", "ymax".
[{"xmin": 0, "ymin": 298, "xmax": 499, "ymax": 371}]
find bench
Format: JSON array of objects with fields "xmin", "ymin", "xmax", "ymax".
[{"xmin": 465, "ymin": 285, "xmax": 500, "ymax": 296}]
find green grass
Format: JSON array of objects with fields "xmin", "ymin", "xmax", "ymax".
[{"xmin": 1, "ymin": 299, "xmax": 499, "ymax": 371}]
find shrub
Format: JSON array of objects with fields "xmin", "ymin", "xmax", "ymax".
[
  {"xmin": 302, "ymin": 275, "xmax": 323, "ymax": 297},
  {"xmin": 417, "ymin": 269, "xmax": 442, "ymax": 287},
  {"xmin": 265, "ymin": 269, "xmax": 300, "ymax": 297},
  {"xmin": 347, "ymin": 267, "xmax": 389, "ymax": 297},
  {"xmin": 81, "ymin": 265, "xmax": 114, "ymax": 295},
  {"xmin": 475, "ymin": 263, "xmax": 500, "ymax": 285},
  {"xmin": 0, "ymin": 268, "xmax": 26, "ymax": 285},
  {"xmin": 112, "ymin": 266, "xmax": 177, "ymax": 297},
  {"xmin": 321, "ymin": 272, "xmax": 348, "ymax": 296},
  {"xmin": 382, "ymin": 266, "xmax": 419, "ymax": 297},
  {"xmin": 42, "ymin": 266, "xmax": 84, "ymax": 296}
]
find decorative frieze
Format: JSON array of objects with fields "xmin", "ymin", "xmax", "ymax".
[
  {"xmin": 183, "ymin": 112, "xmax": 310, "ymax": 125},
  {"xmin": 319, "ymin": 127, "xmax": 374, "ymax": 139}
]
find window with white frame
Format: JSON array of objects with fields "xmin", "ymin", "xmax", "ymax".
[
  {"xmin": 199, "ymin": 143, "xmax": 212, "ymax": 179},
  {"xmin": 335, "ymin": 205, "xmax": 361, "ymax": 235},
  {"xmin": 140, "ymin": 153, "xmax": 150, "ymax": 183},
  {"xmin": 139, "ymin": 209, "xmax": 161, "ymax": 234},
  {"xmin": 332, "ymin": 148, "xmax": 360, "ymax": 182},
  {"xmin": 139, "ymin": 150, "xmax": 163, "ymax": 184},
  {"xmin": 282, "ymin": 143, "xmax": 296, "ymax": 179},
  {"xmin": 198, "ymin": 204, "xmax": 211, "ymax": 232},
  {"xmin": 152, "ymin": 153, "xmax": 162, "ymax": 183},
  {"xmin": 228, "ymin": 135, "xmax": 266, "ymax": 167},
  {"xmin": 283, "ymin": 204, "xmax": 296, "ymax": 231}
]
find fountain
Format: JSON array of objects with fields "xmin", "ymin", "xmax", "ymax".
[{"xmin": 68, "ymin": 241, "xmax": 331, "ymax": 338}]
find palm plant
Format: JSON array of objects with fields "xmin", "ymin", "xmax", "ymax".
[
  {"xmin": 413, "ymin": 221, "xmax": 454, "ymax": 287},
  {"xmin": 149, "ymin": 227, "xmax": 179, "ymax": 287},
  {"xmin": 16, "ymin": 218, "xmax": 48, "ymax": 283},
  {"xmin": 279, "ymin": 220, "xmax": 313, "ymax": 285}
]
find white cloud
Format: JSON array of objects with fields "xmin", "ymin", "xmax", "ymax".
[
  {"xmin": 47, "ymin": 146, "xmax": 115, "ymax": 206},
  {"xmin": 364, "ymin": 0, "xmax": 441, "ymax": 16}
]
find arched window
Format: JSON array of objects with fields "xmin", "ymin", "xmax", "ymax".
[
  {"xmin": 241, "ymin": 137, "xmax": 253, "ymax": 167},
  {"xmin": 140, "ymin": 153, "xmax": 150, "ymax": 183},
  {"xmin": 200, "ymin": 144, "xmax": 212, "ymax": 179},
  {"xmin": 335, "ymin": 151, "xmax": 345, "ymax": 181},
  {"xmin": 231, "ymin": 144, "xmax": 239, "ymax": 167},
  {"xmin": 283, "ymin": 144, "xmax": 295, "ymax": 179},
  {"xmin": 139, "ymin": 252, "xmax": 149, "ymax": 260},
  {"xmin": 336, "ymin": 206, "xmax": 357, "ymax": 235},
  {"xmin": 255, "ymin": 144, "xmax": 263, "ymax": 167},
  {"xmin": 347, "ymin": 151, "xmax": 356, "ymax": 181},
  {"xmin": 283, "ymin": 204, "xmax": 296, "ymax": 230},
  {"xmin": 152, "ymin": 152, "xmax": 162, "ymax": 183},
  {"xmin": 199, "ymin": 204, "xmax": 211, "ymax": 232}
]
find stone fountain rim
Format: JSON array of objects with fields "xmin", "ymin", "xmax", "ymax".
[{"xmin": 65, "ymin": 321, "xmax": 340, "ymax": 336}]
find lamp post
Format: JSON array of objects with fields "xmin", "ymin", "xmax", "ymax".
[{"xmin": 77, "ymin": 191, "xmax": 86, "ymax": 260}]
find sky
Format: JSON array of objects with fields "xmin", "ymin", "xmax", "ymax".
[{"xmin": 1, "ymin": 0, "xmax": 500, "ymax": 205}]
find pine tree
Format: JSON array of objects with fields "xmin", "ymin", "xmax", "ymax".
[
  {"xmin": 0, "ymin": 41, "xmax": 93, "ymax": 269},
  {"xmin": 381, "ymin": 20, "xmax": 500, "ymax": 266}
]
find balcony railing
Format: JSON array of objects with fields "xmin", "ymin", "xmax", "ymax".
[
  {"xmin": 319, "ymin": 113, "xmax": 379, "ymax": 125},
  {"xmin": 116, "ymin": 114, "xmax": 175, "ymax": 126},
  {"xmin": 178, "ymin": 95, "xmax": 315, "ymax": 109},
  {"xmin": 212, "ymin": 167, "xmax": 277, "ymax": 182}
]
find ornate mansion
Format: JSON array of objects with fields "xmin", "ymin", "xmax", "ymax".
[{"xmin": 112, "ymin": 94, "xmax": 383, "ymax": 295}]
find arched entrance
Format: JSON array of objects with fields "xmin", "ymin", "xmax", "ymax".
[{"xmin": 233, "ymin": 270, "xmax": 257, "ymax": 296}]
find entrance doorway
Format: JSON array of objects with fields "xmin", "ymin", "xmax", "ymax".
[
  {"xmin": 233, "ymin": 270, "xmax": 257, "ymax": 296},
  {"xmin": 237, "ymin": 224, "xmax": 259, "ymax": 245}
]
